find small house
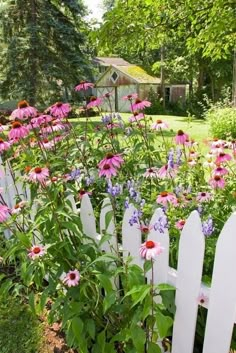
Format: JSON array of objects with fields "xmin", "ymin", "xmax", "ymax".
[{"xmin": 94, "ymin": 57, "xmax": 187, "ymax": 112}]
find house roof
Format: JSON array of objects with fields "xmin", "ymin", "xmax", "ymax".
[
  {"xmin": 93, "ymin": 57, "xmax": 131, "ymax": 66},
  {"xmin": 115, "ymin": 65, "xmax": 161, "ymax": 84},
  {"xmin": 95, "ymin": 64, "xmax": 162, "ymax": 85}
]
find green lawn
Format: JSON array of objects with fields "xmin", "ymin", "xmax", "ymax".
[{"xmin": 72, "ymin": 113, "xmax": 210, "ymax": 142}]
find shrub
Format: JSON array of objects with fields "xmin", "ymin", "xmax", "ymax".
[{"xmin": 206, "ymin": 107, "xmax": 236, "ymax": 139}]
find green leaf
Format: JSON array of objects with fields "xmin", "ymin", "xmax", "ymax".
[
  {"xmin": 143, "ymin": 260, "xmax": 152, "ymax": 273},
  {"xmin": 156, "ymin": 310, "xmax": 173, "ymax": 338},
  {"xmin": 71, "ymin": 317, "xmax": 84, "ymax": 342},
  {"xmin": 147, "ymin": 342, "xmax": 162, "ymax": 353},
  {"xmin": 86, "ymin": 319, "xmax": 96, "ymax": 340},
  {"xmin": 105, "ymin": 210, "xmax": 113, "ymax": 229},
  {"xmin": 155, "ymin": 283, "xmax": 176, "ymax": 291},
  {"xmin": 103, "ymin": 292, "xmax": 116, "ymax": 313},
  {"xmin": 131, "ymin": 325, "xmax": 146, "ymax": 353},
  {"xmin": 97, "ymin": 274, "xmax": 113, "ymax": 293},
  {"xmin": 97, "ymin": 330, "xmax": 106, "ymax": 353}
]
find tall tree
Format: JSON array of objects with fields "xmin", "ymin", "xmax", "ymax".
[{"xmin": 0, "ymin": 0, "xmax": 92, "ymax": 105}]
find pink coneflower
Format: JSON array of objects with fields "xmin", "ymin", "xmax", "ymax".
[
  {"xmin": 187, "ymin": 158, "xmax": 197, "ymax": 166},
  {"xmin": 175, "ymin": 130, "xmax": 189, "ymax": 145},
  {"xmin": 131, "ymin": 98, "xmax": 151, "ymax": 111},
  {"xmin": 210, "ymin": 144, "xmax": 224, "ymax": 155},
  {"xmin": 212, "ymin": 166, "xmax": 228, "ymax": 176},
  {"xmin": 0, "ymin": 205, "xmax": 10, "ymax": 222},
  {"xmin": 8, "ymin": 121, "xmax": 29, "ymax": 139},
  {"xmin": 209, "ymin": 175, "xmax": 225, "ymax": 189},
  {"xmin": 122, "ymin": 93, "xmax": 138, "ymax": 100},
  {"xmin": 197, "ymin": 293, "xmax": 209, "ymax": 306},
  {"xmin": 11, "ymin": 100, "xmax": 37, "ymax": 120},
  {"xmin": 129, "ymin": 112, "xmax": 144, "ymax": 123},
  {"xmin": 216, "ymin": 152, "xmax": 232, "ymax": 164},
  {"xmin": 12, "ymin": 201, "xmax": 27, "ymax": 214},
  {"xmin": 175, "ymin": 219, "xmax": 186, "ymax": 230},
  {"xmin": 98, "ymin": 153, "xmax": 124, "ymax": 169},
  {"xmin": 63, "ymin": 269, "xmax": 80, "ymax": 287},
  {"xmin": 185, "ymin": 139, "xmax": 198, "ymax": 148},
  {"xmin": 139, "ymin": 240, "xmax": 164, "ymax": 260},
  {"xmin": 106, "ymin": 123, "xmax": 120, "ymax": 129},
  {"xmin": 30, "ymin": 115, "xmax": 53, "ymax": 128},
  {"xmin": 189, "ymin": 150, "xmax": 198, "ymax": 159},
  {"xmin": 40, "ymin": 139, "xmax": 54, "ymax": 150},
  {"xmin": 151, "ymin": 119, "xmax": 169, "ymax": 130},
  {"xmin": 99, "ymin": 164, "xmax": 117, "ymax": 178},
  {"xmin": 137, "ymin": 223, "xmax": 153, "ymax": 234},
  {"xmin": 0, "ymin": 138, "xmax": 11, "ymax": 152},
  {"xmin": 49, "ymin": 102, "xmax": 71, "ymax": 119},
  {"xmin": 28, "ymin": 167, "xmax": 49, "ymax": 184},
  {"xmin": 143, "ymin": 167, "xmax": 159, "ymax": 178},
  {"xmin": 156, "ymin": 191, "xmax": 177, "ymax": 206},
  {"xmin": 87, "ymin": 96, "xmax": 103, "ymax": 109},
  {"xmin": 158, "ymin": 165, "xmax": 177, "ymax": 179},
  {"xmin": 40, "ymin": 120, "xmax": 65, "ymax": 134},
  {"xmin": 203, "ymin": 159, "xmax": 215, "ymax": 168},
  {"xmin": 75, "ymin": 81, "xmax": 94, "ymax": 91},
  {"xmin": 211, "ymin": 139, "xmax": 225, "ymax": 148},
  {"xmin": 28, "ymin": 245, "xmax": 45, "ymax": 260},
  {"xmin": 78, "ymin": 189, "xmax": 92, "ymax": 199},
  {"xmin": 196, "ymin": 192, "xmax": 212, "ymax": 202}
]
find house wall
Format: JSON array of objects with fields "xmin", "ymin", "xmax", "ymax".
[
  {"xmin": 170, "ymin": 85, "xmax": 186, "ymax": 103},
  {"xmin": 97, "ymin": 67, "xmax": 136, "ymax": 87}
]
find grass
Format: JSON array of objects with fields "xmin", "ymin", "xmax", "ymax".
[
  {"xmin": 0, "ymin": 295, "xmax": 45, "ymax": 353},
  {"xmin": 71, "ymin": 113, "xmax": 210, "ymax": 142}
]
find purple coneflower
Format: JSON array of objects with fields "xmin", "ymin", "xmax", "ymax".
[
  {"xmin": 28, "ymin": 245, "xmax": 45, "ymax": 260},
  {"xmin": 216, "ymin": 152, "xmax": 232, "ymax": 164},
  {"xmin": 158, "ymin": 164, "xmax": 177, "ymax": 179},
  {"xmin": 8, "ymin": 121, "xmax": 29, "ymax": 139},
  {"xmin": 87, "ymin": 96, "xmax": 103, "ymax": 109},
  {"xmin": 129, "ymin": 112, "xmax": 144, "ymax": 123},
  {"xmin": 143, "ymin": 167, "xmax": 159, "ymax": 179},
  {"xmin": 131, "ymin": 98, "xmax": 151, "ymax": 111},
  {"xmin": 49, "ymin": 102, "xmax": 71, "ymax": 119},
  {"xmin": 99, "ymin": 164, "xmax": 117, "ymax": 178},
  {"xmin": 156, "ymin": 191, "xmax": 177, "ymax": 206},
  {"xmin": 28, "ymin": 167, "xmax": 49, "ymax": 184},
  {"xmin": 196, "ymin": 192, "xmax": 212, "ymax": 202},
  {"xmin": 0, "ymin": 205, "xmax": 10, "ymax": 222},
  {"xmin": 175, "ymin": 130, "xmax": 189, "ymax": 145},
  {"xmin": 212, "ymin": 165, "xmax": 228, "ymax": 176},
  {"xmin": 122, "ymin": 93, "xmax": 138, "ymax": 100},
  {"xmin": 98, "ymin": 153, "xmax": 124, "ymax": 169},
  {"xmin": 175, "ymin": 219, "xmax": 186, "ymax": 230},
  {"xmin": 63, "ymin": 269, "xmax": 80, "ymax": 287},
  {"xmin": 151, "ymin": 119, "xmax": 169, "ymax": 130},
  {"xmin": 209, "ymin": 175, "xmax": 225, "ymax": 189},
  {"xmin": 139, "ymin": 240, "xmax": 164, "ymax": 260},
  {"xmin": 75, "ymin": 81, "xmax": 94, "ymax": 91},
  {"xmin": 11, "ymin": 100, "xmax": 37, "ymax": 120},
  {"xmin": 0, "ymin": 138, "xmax": 11, "ymax": 152}
]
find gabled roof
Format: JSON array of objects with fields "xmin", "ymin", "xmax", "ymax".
[
  {"xmin": 93, "ymin": 57, "xmax": 131, "ymax": 66},
  {"xmin": 116, "ymin": 65, "xmax": 161, "ymax": 84},
  {"xmin": 95, "ymin": 64, "xmax": 162, "ymax": 85}
]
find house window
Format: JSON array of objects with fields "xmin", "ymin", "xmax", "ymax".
[{"xmin": 111, "ymin": 71, "xmax": 119, "ymax": 83}]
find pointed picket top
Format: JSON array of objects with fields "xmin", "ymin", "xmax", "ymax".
[
  {"xmin": 146, "ymin": 208, "xmax": 169, "ymax": 285},
  {"xmin": 203, "ymin": 212, "xmax": 236, "ymax": 353},
  {"xmin": 122, "ymin": 204, "xmax": 142, "ymax": 267},
  {"xmin": 80, "ymin": 194, "xmax": 98, "ymax": 241},
  {"xmin": 66, "ymin": 194, "xmax": 78, "ymax": 214},
  {"xmin": 172, "ymin": 210, "xmax": 205, "ymax": 353},
  {"xmin": 99, "ymin": 197, "xmax": 117, "ymax": 253}
]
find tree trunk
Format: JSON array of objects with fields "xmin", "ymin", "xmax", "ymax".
[
  {"xmin": 29, "ymin": 0, "xmax": 37, "ymax": 105},
  {"xmin": 197, "ymin": 64, "xmax": 205, "ymax": 94},
  {"xmin": 160, "ymin": 46, "xmax": 165, "ymax": 108},
  {"xmin": 233, "ymin": 48, "xmax": 236, "ymax": 107}
]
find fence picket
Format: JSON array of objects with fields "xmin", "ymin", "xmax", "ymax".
[
  {"xmin": 99, "ymin": 197, "xmax": 117, "ymax": 252},
  {"xmin": 171, "ymin": 210, "xmax": 205, "ymax": 353},
  {"xmin": 147, "ymin": 208, "xmax": 169, "ymax": 285},
  {"xmin": 202, "ymin": 212, "xmax": 236, "ymax": 353},
  {"xmin": 122, "ymin": 204, "xmax": 142, "ymax": 267},
  {"xmin": 80, "ymin": 194, "xmax": 98, "ymax": 241}
]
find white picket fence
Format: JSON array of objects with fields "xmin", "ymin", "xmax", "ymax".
[{"xmin": 1, "ymin": 160, "xmax": 236, "ymax": 353}]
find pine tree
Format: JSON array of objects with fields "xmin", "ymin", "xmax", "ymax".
[{"xmin": 0, "ymin": 0, "xmax": 92, "ymax": 105}]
